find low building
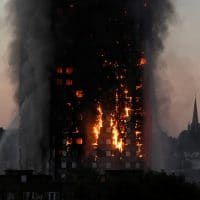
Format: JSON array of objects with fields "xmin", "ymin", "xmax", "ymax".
[{"xmin": 0, "ymin": 170, "xmax": 61, "ymax": 200}]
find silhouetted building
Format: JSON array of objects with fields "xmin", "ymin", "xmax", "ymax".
[
  {"xmin": 0, "ymin": 170, "xmax": 61, "ymax": 200},
  {"xmin": 178, "ymin": 97, "xmax": 200, "ymax": 155},
  {"xmin": 190, "ymin": 98, "xmax": 200, "ymax": 132},
  {"xmin": 166, "ymin": 98, "xmax": 200, "ymax": 182},
  {"xmin": 0, "ymin": 170, "xmax": 200, "ymax": 200}
]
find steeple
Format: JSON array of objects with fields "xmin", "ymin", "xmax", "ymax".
[{"xmin": 191, "ymin": 97, "xmax": 199, "ymax": 131}]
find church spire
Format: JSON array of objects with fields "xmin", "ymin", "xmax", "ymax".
[{"xmin": 191, "ymin": 97, "xmax": 199, "ymax": 131}]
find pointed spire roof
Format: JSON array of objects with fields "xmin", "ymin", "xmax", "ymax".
[{"xmin": 191, "ymin": 97, "xmax": 199, "ymax": 131}]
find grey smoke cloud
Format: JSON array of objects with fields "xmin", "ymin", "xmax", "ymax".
[
  {"xmin": 0, "ymin": 118, "xmax": 19, "ymax": 171},
  {"xmin": 5, "ymin": 0, "xmax": 53, "ymax": 172},
  {"xmin": 157, "ymin": 0, "xmax": 200, "ymax": 137},
  {"xmin": 144, "ymin": 0, "xmax": 175, "ymax": 170}
]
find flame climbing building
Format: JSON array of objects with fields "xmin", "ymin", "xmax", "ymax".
[{"xmin": 50, "ymin": 0, "xmax": 149, "ymax": 178}]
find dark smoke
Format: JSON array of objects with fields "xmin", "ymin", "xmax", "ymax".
[
  {"xmin": 5, "ymin": 0, "xmax": 53, "ymax": 172},
  {"xmin": 144, "ymin": 0, "xmax": 175, "ymax": 170},
  {"xmin": 0, "ymin": 116, "xmax": 19, "ymax": 171}
]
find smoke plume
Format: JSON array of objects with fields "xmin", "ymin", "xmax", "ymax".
[
  {"xmin": 144, "ymin": 0, "xmax": 175, "ymax": 170},
  {"xmin": 6, "ymin": 0, "xmax": 53, "ymax": 172},
  {"xmin": 0, "ymin": 116, "xmax": 19, "ymax": 171}
]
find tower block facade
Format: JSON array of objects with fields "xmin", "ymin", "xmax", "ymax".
[{"xmin": 50, "ymin": 0, "xmax": 149, "ymax": 178}]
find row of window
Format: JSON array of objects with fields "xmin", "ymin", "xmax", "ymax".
[
  {"xmin": 60, "ymin": 161, "xmax": 133, "ymax": 169},
  {"xmin": 104, "ymin": 138, "xmax": 131, "ymax": 145},
  {"xmin": 101, "ymin": 162, "xmax": 132, "ymax": 169},
  {"xmin": 57, "ymin": 67, "xmax": 73, "ymax": 74},
  {"xmin": 64, "ymin": 137, "xmax": 83, "ymax": 146},
  {"xmin": 56, "ymin": 79, "xmax": 84, "ymax": 95},
  {"xmin": 61, "ymin": 161, "xmax": 77, "ymax": 169},
  {"xmin": 7, "ymin": 192, "xmax": 58, "ymax": 200},
  {"xmin": 56, "ymin": 79, "xmax": 73, "ymax": 86},
  {"xmin": 56, "ymin": 4, "xmax": 77, "ymax": 17},
  {"xmin": 105, "ymin": 151, "xmax": 131, "ymax": 157}
]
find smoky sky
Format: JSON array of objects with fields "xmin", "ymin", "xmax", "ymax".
[{"xmin": 157, "ymin": 0, "xmax": 200, "ymax": 137}]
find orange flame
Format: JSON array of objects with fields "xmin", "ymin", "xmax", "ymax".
[
  {"xmin": 140, "ymin": 57, "xmax": 147, "ymax": 65},
  {"xmin": 110, "ymin": 117, "xmax": 123, "ymax": 152},
  {"xmin": 93, "ymin": 104, "xmax": 103, "ymax": 146},
  {"xmin": 75, "ymin": 90, "xmax": 84, "ymax": 98}
]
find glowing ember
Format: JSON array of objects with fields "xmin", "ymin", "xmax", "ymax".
[
  {"xmin": 66, "ymin": 79, "xmax": 73, "ymax": 86},
  {"xmin": 124, "ymin": 89, "xmax": 129, "ymax": 94},
  {"xmin": 66, "ymin": 67, "xmax": 73, "ymax": 74},
  {"xmin": 135, "ymin": 130, "xmax": 143, "ymax": 158},
  {"xmin": 134, "ymin": 53, "xmax": 145, "ymax": 159},
  {"xmin": 136, "ymin": 84, "xmax": 143, "ymax": 91},
  {"xmin": 76, "ymin": 138, "xmax": 83, "ymax": 145},
  {"xmin": 110, "ymin": 117, "xmax": 114, "ymax": 127},
  {"xmin": 57, "ymin": 67, "xmax": 63, "ymax": 74},
  {"xmin": 139, "ymin": 57, "xmax": 147, "ymax": 65},
  {"xmin": 125, "ymin": 107, "xmax": 131, "ymax": 117},
  {"xmin": 75, "ymin": 90, "xmax": 84, "ymax": 98},
  {"xmin": 66, "ymin": 138, "xmax": 72, "ymax": 146}
]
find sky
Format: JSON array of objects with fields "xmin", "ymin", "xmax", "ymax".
[
  {"xmin": 0, "ymin": 0, "xmax": 17, "ymax": 129},
  {"xmin": 0, "ymin": 0, "xmax": 199, "ymax": 137}
]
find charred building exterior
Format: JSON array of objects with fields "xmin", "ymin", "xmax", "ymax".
[{"xmin": 50, "ymin": 0, "xmax": 149, "ymax": 178}]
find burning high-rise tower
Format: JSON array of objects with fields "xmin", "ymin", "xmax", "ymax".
[
  {"xmin": 2, "ymin": 0, "xmax": 174, "ymax": 177},
  {"xmin": 50, "ymin": 0, "xmax": 149, "ymax": 178},
  {"xmin": 1, "ymin": 0, "xmax": 174, "ymax": 176}
]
